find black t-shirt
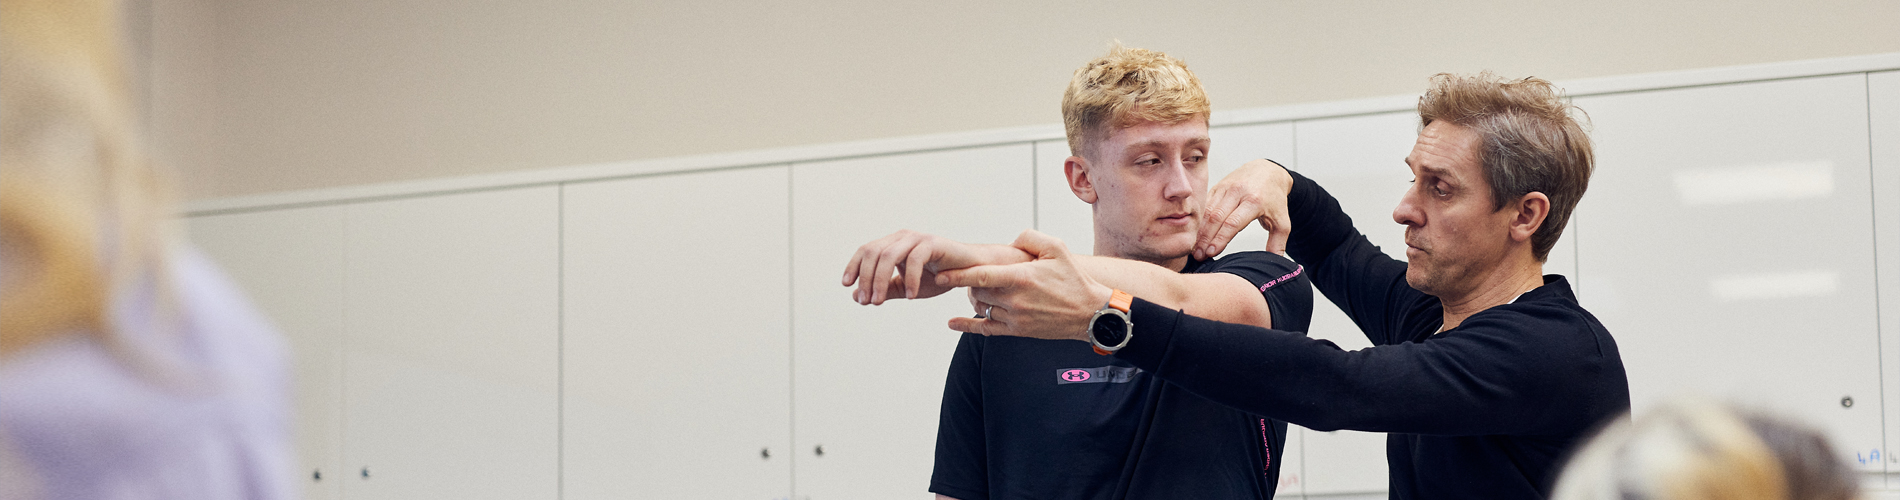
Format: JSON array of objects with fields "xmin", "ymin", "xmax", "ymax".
[{"xmin": 930, "ymin": 251, "xmax": 1314, "ymax": 500}]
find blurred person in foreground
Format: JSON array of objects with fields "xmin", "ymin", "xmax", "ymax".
[
  {"xmin": 1, "ymin": 0, "xmax": 296, "ymax": 498},
  {"xmin": 1552, "ymin": 400, "xmax": 1860, "ymax": 500}
]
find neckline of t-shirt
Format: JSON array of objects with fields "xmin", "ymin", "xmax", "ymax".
[{"xmin": 1434, "ymin": 291, "xmax": 1533, "ymax": 335}]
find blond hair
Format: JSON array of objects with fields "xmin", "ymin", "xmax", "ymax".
[
  {"xmin": 1061, "ymin": 43, "xmax": 1210, "ymax": 159},
  {"xmin": 1417, "ymin": 72, "xmax": 1593, "ymax": 261},
  {"xmin": 1552, "ymin": 400, "xmax": 1860, "ymax": 500},
  {"xmin": 2, "ymin": 0, "xmax": 179, "ymax": 357}
]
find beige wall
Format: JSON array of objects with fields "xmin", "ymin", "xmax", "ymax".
[{"xmin": 146, "ymin": 0, "xmax": 1900, "ymax": 200}]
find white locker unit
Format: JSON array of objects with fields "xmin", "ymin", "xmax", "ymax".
[
  {"xmin": 1870, "ymin": 69, "xmax": 1900, "ymax": 479},
  {"xmin": 1572, "ymin": 74, "xmax": 1884, "ymax": 471},
  {"xmin": 187, "ymin": 205, "xmax": 349, "ymax": 500},
  {"xmin": 341, "ymin": 187, "xmax": 562, "ymax": 500},
  {"xmin": 561, "ymin": 167, "xmax": 794, "ymax": 499},
  {"xmin": 790, "ymin": 144, "xmax": 1034, "ymax": 499}
]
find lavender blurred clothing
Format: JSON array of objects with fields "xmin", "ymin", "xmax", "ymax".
[{"xmin": 0, "ymin": 248, "xmax": 296, "ymax": 500}]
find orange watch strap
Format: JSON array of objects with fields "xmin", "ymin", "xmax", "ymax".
[{"xmin": 1108, "ymin": 289, "xmax": 1133, "ymax": 313}]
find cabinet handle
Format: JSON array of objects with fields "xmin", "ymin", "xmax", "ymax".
[
  {"xmin": 1841, "ymin": 396, "xmax": 1854, "ymax": 408},
  {"xmin": 813, "ymin": 444, "xmax": 824, "ymax": 457},
  {"xmin": 360, "ymin": 467, "xmax": 371, "ymax": 479},
  {"xmin": 760, "ymin": 447, "xmax": 771, "ymax": 459},
  {"xmin": 312, "ymin": 469, "xmax": 322, "ymax": 482}
]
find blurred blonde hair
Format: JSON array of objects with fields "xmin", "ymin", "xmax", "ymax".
[
  {"xmin": 1552, "ymin": 400, "xmax": 1860, "ymax": 500},
  {"xmin": 1, "ymin": 0, "xmax": 178, "ymax": 357},
  {"xmin": 1061, "ymin": 43, "xmax": 1209, "ymax": 159}
]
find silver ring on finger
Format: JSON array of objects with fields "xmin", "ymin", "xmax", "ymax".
[{"xmin": 984, "ymin": 306, "xmax": 993, "ymax": 319}]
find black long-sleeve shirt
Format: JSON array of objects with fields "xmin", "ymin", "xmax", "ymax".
[{"xmin": 1112, "ymin": 169, "xmax": 1629, "ymax": 499}]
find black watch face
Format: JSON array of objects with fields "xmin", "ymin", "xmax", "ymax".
[{"xmin": 1092, "ymin": 314, "xmax": 1128, "ymax": 345}]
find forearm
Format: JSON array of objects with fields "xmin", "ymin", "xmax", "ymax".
[
  {"xmin": 955, "ymin": 243, "xmax": 1034, "ymax": 270},
  {"xmin": 1072, "ymin": 255, "xmax": 1271, "ymax": 327},
  {"xmin": 1116, "ymin": 298, "xmax": 1575, "ymax": 435},
  {"xmin": 1073, "ymin": 256, "xmax": 1193, "ymax": 307}
]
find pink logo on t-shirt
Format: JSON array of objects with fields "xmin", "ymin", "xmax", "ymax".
[{"xmin": 1060, "ymin": 369, "xmax": 1091, "ymax": 382}]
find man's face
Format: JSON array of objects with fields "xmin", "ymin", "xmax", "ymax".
[
  {"xmin": 1077, "ymin": 119, "xmax": 1210, "ymax": 263},
  {"xmin": 1393, "ymin": 121, "xmax": 1519, "ymax": 297}
]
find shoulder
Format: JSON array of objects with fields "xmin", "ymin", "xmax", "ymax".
[
  {"xmin": 168, "ymin": 247, "xmax": 292, "ymax": 381},
  {"xmin": 1455, "ymin": 291, "xmax": 1615, "ymax": 364},
  {"xmin": 1193, "ymin": 252, "xmax": 1305, "ymax": 287}
]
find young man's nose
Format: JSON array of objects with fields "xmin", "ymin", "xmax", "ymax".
[{"xmin": 1162, "ymin": 160, "xmax": 1194, "ymax": 201}]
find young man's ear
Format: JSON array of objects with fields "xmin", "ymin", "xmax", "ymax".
[
  {"xmin": 1508, "ymin": 192, "xmax": 1550, "ymax": 243},
  {"xmin": 1065, "ymin": 156, "xmax": 1099, "ymax": 204}
]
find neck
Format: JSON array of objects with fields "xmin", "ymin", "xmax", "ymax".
[{"xmin": 1437, "ymin": 253, "xmax": 1545, "ymax": 331}]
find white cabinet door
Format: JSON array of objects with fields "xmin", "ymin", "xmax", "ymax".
[
  {"xmin": 1572, "ymin": 74, "xmax": 1883, "ymax": 471},
  {"xmin": 562, "ymin": 167, "xmax": 793, "ymax": 499},
  {"xmin": 187, "ymin": 205, "xmax": 348, "ymax": 500},
  {"xmin": 1870, "ymin": 69, "xmax": 1900, "ymax": 477},
  {"xmin": 1289, "ymin": 111, "xmax": 1416, "ymax": 496},
  {"xmin": 791, "ymin": 144, "xmax": 1034, "ymax": 500},
  {"xmin": 341, "ymin": 187, "xmax": 561, "ymax": 499}
]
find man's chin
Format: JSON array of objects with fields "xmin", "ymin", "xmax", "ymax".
[
  {"xmin": 1124, "ymin": 239, "xmax": 1196, "ymax": 264},
  {"xmin": 1405, "ymin": 268, "xmax": 1440, "ymax": 296}
]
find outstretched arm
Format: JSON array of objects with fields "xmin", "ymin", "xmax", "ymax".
[
  {"xmin": 844, "ymin": 230, "xmax": 1270, "ymax": 328},
  {"xmin": 1072, "ymin": 256, "xmax": 1272, "ymax": 328}
]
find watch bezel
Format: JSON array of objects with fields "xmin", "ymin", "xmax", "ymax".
[{"xmin": 1088, "ymin": 307, "xmax": 1133, "ymax": 353}]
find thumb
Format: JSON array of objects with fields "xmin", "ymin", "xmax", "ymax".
[
  {"xmin": 947, "ymin": 316, "xmax": 1001, "ymax": 335},
  {"xmin": 1264, "ymin": 212, "xmax": 1291, "ymax": 255}
]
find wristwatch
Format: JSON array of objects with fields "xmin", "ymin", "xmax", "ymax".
[{"xmin": 1088, "ymin": 289, "xmax": 1135, "ymax": 355}]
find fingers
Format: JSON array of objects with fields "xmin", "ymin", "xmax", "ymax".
[
  {"xmin": 1010, "ymin": 229, "xmax": 1069, "ymax": 260},
  {"xmin": 849, "ymin": 231, "xmax": 928, "ymax": 305},
  {"xmin": 869, "ymin": 236, "xmax": 922, "ymax": 305},
  {"xmin": 1198, "ymin": 190, "xmax": 1255, "ymax": 260},
  {"xmin": 849, "ymin": 232, "xmax": 900, "ymax": 303},
  {"xmin": 937, "ymin": 264, "xmax": 1015, "ymax": 289},
  {"xmin": 905, "ymin": 241, "xmax": 933, "ymax": 300}
]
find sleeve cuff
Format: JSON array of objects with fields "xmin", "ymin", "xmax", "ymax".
[{"xmin": 1114, "ymin": 297, "xmax": 1180, "ymax": 371}]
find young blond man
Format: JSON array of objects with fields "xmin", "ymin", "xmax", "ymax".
[{"xmin": 844, "ymin": 45, "xmax": 1312, "ymax": 500}]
